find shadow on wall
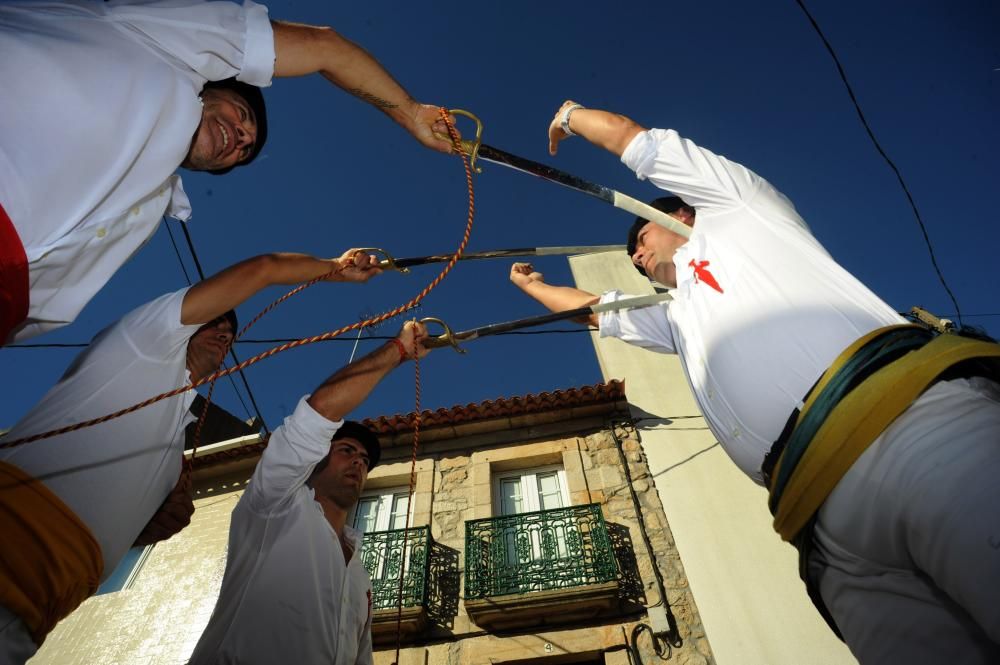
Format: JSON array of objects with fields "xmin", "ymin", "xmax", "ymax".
[
  {"xmin": 427, "ymin": 540, "xmax": 460, "ymax": 629},
  {"xmin": 606, "ymin": 521, "xmax": 645, "ymax": 609}
]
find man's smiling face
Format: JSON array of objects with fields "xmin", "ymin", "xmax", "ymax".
[{"xmin": 182, "ymin": 87, "xmax": 257, "ymax": 172}]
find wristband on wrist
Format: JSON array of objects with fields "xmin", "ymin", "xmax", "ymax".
[
  {"xmin": 559, "ymin": 103, "xmax": 584, "ymax": 136},
  {"xmin": 390, "ymin": 338, "xmax": 409, "ymax": 363}
]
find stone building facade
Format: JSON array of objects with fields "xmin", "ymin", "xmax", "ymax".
[{"xmin": 29, "ymin": 381, "xmax": 713, "ymax": 665}]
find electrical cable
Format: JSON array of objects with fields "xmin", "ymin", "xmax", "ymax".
[
  {"xmin": 168, "ymin": 217, "xmax": 257, "ymax": 424},
  {"xmin": 175, "ymin": 219, "xmax": 269, "ymax": 433},
  {"xmin": 609, "ymin": 421, "xmax": 682, "ymax": 656},
  {"xmin": 163, "ymin": 218, "xmax": 194, "ymax": 285},
  {"xmin": 795, "ymin": 0, "xmax": 964, "ymax": 325},
  {"xmin": 166, "ymin": 217, "xmax": 256, "ymax": 421},
  {"xmin": 5, "ymin": 328, "xmax": 603, "ymax": 349}
]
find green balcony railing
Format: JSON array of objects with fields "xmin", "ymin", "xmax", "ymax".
[
  {"xmin": 359, "ymin": 526, "xmax": 431, "ymax": 611},
  {"xmin": 464, "ymin": 503, "xmax": 618, "ymax": 599}
]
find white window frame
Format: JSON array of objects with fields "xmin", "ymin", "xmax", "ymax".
[
  {"xmin": 493, "ymin": 464, "xmax": 570, "ymax": 516},
  {"xmin": 349, "ymin": 486, "xmax": 414, "ymax": 534},
  {"xmin": 492, "ymin": 464, "xmax": 577, "ymax": 569},
  {"xmin": 95, "ymin": 544, "xmax": 154, "ymax": 595},
  {"xmin": 349, "ymin": 486, "xmax": 418, "ymax": 583}
]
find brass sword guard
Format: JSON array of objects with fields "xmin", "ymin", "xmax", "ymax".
[
  {"xmin": 434, "ymin": 109, "xmax": 484, "ymax": 174},
  {"xmin": 357, "ymin": 247, "xmax": 409, "ymax": 274},
  {"xmin": 419, "ymin": 317, "xmax": 466, "ymax": 354}
]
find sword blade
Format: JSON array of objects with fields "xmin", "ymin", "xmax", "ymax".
[
  {"xmin": 389, "ymin": 244, "xmax": 626, "ymax": 269},
  {"xmin": 475, "ymin": 143, "xmax": 614, "ymax": 203},
  {"xmin": 466, "ymin": 142, "xmax": 691, "ymax": 239},
  {"xmin": 426, "ymin": 293, "xmax": 672, "ymax": 348}
]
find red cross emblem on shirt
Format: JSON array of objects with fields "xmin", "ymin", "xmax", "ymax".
[{"xmin": 688, "ymin": 260, "xmax": 724, "ymax": 294}]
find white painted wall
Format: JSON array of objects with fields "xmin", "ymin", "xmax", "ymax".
[{"xmin": 570, "ymin": 252, "xmax": 855, "ymax": 665}]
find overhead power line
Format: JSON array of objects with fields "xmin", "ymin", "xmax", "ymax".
[
  {"xmin": 6, "ymin": 327, "xmax": 603, "ymax": 349},
  {"xmin": 173, "ymin": 220, "xmax": 270, "ymax": 433},
  {"xmin": 795, "ymin": 0, "xmax": 964, "ymax": 326}
]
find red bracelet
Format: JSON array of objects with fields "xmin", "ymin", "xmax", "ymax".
[{"xmin": 390, "ymin": 338, "xmax": 409, "ymax": 363}]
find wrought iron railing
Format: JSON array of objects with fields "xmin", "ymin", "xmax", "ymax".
[
  {"xmin": 464, "ymin": 503, "xmax": 618, "ymax": 599},
  {"xmin": 359, "ymin": 526, "xmax": 431, "ymax": 610}
]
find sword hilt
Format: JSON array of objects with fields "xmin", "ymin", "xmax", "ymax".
[
  {"xmin": 419, "ymin": 317, "xmax": 467, "ymax": 354},
  {"xmin": 356, "ymin": 247, "xmax": 409, "ymax": 274},
  {"xmin": 434, "ymin": 109, "xmax": 484, "ymax": 174}
]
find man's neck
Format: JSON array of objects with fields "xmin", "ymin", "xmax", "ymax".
[
  {"xmin": 315, "ymin": 495, "xmax": 348, "ymax": 536},
  {"xmin": 315, "ymin": 496, "xmax": 355, "ymax": 563},
  {"xmin": 186, "ymin": 361, "xmax": 208, "ymax": 384}
]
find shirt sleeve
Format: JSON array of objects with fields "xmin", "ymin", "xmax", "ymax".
[
  {"xmin": 242, "ymin": 396, "xmax": 343, "ymax": 515},
  {"xmin": 104, "ymin": 0, "xmax": 275, "ymax": 87},
  {"xmin": 598, "ymin": 290, "xmax": 676, "ymax": 354},
  {"xmin": 116, "ymin": 287, "xmax": 203, "ymax": 362},
  {"xmin": 621, "ymin": 128, "xmax": 765, "ymax": 216}
]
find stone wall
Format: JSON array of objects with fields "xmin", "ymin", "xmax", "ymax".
[{"xmin": 373, "ymin": 421, "xmax": 713, "ymax": 665}]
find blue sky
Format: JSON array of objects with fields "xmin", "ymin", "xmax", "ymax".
[{"xmin": 3, "ymin": 0, "xmax": 997, "ymax": 433}]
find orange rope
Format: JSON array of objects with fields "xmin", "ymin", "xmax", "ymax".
[
  {"xmin": 391, "ymin": 341, "xmax": 422, "ymax": 665},
  {"xmin": 185, "ymin": 377, "xmax": 218, "ymax": 472},
  {"xmin": 186, "ymin": 266, "xmax": 348, "ymax": 468},
  {"xmin": 1, "ymin": 109, "xmax": 475, "ymax": 451}
]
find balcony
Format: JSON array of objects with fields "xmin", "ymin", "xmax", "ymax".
[
  {"xmin": 359, "ymin": 526, "xmax": 431, "ymax": 644},
  {"xmin": 464, "ymin": 503, "xmax": 620, "ymax": 630}
]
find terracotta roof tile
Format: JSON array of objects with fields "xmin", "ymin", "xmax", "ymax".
[
  {"xmin": 192, "ymin": 380, "xmax": 626, "ymax": 469},
  {"xmin": 362, "ymin": 379, "xmax": 625, "ymax": 434}
]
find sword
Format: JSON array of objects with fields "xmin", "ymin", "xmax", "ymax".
[
  {"xmin": 439, "ymin": 110, "xmax": 692, "ymax": 239},
  {"xmin": 364, "ymin": 245, "xmax": 626, "ymax": 273},
  {"xmin": 421, "ymin": 292, "xmax": 673, "ymax": 353}
]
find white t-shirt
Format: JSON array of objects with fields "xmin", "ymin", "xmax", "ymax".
[
  {"xmin": 189, "ymin": 397, "xmax": 374, "ymax": 665},
  {"xmin": 0, "ymin": 288, "xmax": 201, "ymax": 574},
  {"xmin": 0, "ymin": 0, "xmax": 275, "ymax": 342},
  {"xmin": 600, "ymin": 129, "xmax": 905, "ymax": 484}
]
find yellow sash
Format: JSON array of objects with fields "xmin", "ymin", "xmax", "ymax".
[
  {"xmin": 771, "ymin": 331, "xmax": 1000, "ymax": 541},
  {"xmin": 0, "ymin": 462, "xmax": 103, "ymax": 645}
]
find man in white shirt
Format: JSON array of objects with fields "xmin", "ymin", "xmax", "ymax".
[
  {"xmin": 189, "ymin": 320, "xmax": 431, "ymax": 665},
  {"xmin": 507, "ymin": 100, "xmax": 1000, "ymax": 664},
  {"xmin": 0, "ymin": 248, "xmax": 383, "ymax": 664},
  {"xmin": 0, "ymin": 0, "xmax": 455, "ymax": 344}
]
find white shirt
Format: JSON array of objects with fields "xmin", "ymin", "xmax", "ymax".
[
  {"xmin": 600, "ymin": 129, "xmax": 905, "ymax": 484},
  {"xmin": 189, "ymin": 397, "xmax": 375, "ymax": 665},
  {"xmin": 0, "ymin": 0, "xmax": 275, "ymax": 342},
  {"xmin": 0, "ymin": 288, "xmax": 201, "ymax": 574}
]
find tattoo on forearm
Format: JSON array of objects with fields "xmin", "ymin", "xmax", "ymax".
[{"xmin": 348, "ymin": 88, "xmax": 399, "ymax": 110}]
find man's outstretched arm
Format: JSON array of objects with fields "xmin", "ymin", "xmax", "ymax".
[
  {"xmin": 243, "ymin": 321, "xmax": 432, "ymax": 512},
  {"xmin": 547, "ymin": 100, "xmax": 647, "ymax": 157},
  {"xmin": 181, "ymin": 248, "xmax": 381, "ymax": 326},
  {"xmin": 509, "ymin": 262, "xmax": 599, "ymax": 327},
  {"xmin": 271, "ymin": 21, "xmax": 453, "ymax": 154},
  {"xmin": 307, "ymin": 320, "xmax": 430, "ymax": 422}
]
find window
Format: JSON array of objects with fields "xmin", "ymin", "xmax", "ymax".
[
  {"xmin": 351, "ymin": 488, "xmax": 411, "ymax": 533},
  {"xmin": 350, "ymin": 487, "xmax": 418, "ymax": 598},
  {"xmin": 95, "ymin": 545, "xmax": 153, "ymax": 595},
  {"xmin": 494, "ymin": 465, "xmax": 570, "ymax": 516},
  {"xmin": 494, "ymin": 465, "xmax": 574, "ymax": 569}
]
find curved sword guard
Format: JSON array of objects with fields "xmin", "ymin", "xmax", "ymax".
[
  {"xmin": 434, "ymin": 109, "xmax": 484, "ymax": 174},
  {"xmin": 357, "ymin": 247, "xmax": 409, "ymax": 274},
  {"xmin": 419, "ymin": 317, "xmax": 466, "ymax": 354}
]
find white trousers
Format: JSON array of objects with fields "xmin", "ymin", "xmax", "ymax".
[
  {"xmin": 0, "ymin": 607, "xmax": 36, "ymax": 665},
  {"xmin": 810, "ymin": 377, "xmax": 1000, "ymax": 665}
]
